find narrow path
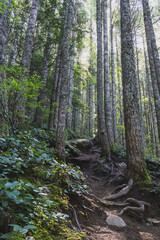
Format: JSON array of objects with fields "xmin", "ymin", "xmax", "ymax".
[{"xmin": 69, "ymin": 146, "xmax": 160, "ymax": 240}]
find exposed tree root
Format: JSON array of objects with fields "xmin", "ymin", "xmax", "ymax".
[
  {"xmin": 110, "ymin": 183, "xmax": 127, "ymax": 194},
  {"xmin": 83, "ymin": 193, "xmax": 129, "ymax": 207},
  {"xmin": 107, "ymin": 173, "xmax": 125, "ymax": 185},
  {"xmin": 118, "ymin": 198, "xmax": 150, "ymax": 216},
  {"xmin": 103, "ymin": 179, "xmax": 133, "ymax": 200}
]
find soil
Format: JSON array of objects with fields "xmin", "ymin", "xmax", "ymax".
[{"xmin": 68, "ymin": 145, "xmax": 160, "ymax": 240}]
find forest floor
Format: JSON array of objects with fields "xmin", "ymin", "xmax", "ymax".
[{"xmin": 68, "ymin": 144, "xmax": 160, "ymax": 240}]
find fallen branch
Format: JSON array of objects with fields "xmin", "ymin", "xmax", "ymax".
[
  {"xmin": 70, "ymin": 204, "xmax": 82, "ymax": 232},
  {"xmin": 118, "ymin": 198, "xmax": 150, "ymax": 216},
  {"xmin": 103, "ymin": 179, "xmax": 133, "ymax": 200}
]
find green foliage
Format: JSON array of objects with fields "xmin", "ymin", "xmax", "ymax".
[
  {"xmin": 144, "ymin": 135, "xmax": 160, "ymax": 162},
  {"xmin": 1, "ymin": 65, "xmax": 42, "ymax": 104},
  {"xmin": 0, "ymin": 65, "xmax": 43, "ymax": 129},
  {"xmin": 0, "ymin": 129, "xmax": 87, "ymax": 239},
  {"xmin": 110, "ymin": 143, "xmax": 126, "ymax": 158}
]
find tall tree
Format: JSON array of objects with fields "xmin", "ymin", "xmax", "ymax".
[
  {"xmin": 0, "ymin": 0, "xmax": 11, "ymax": 136},
  {"xmin": 120, "ymin": 0, "xmax": 145, "ymax": 180},
  {"xmin": 103, "ymin": 0, "xmax": 113, "ymax": 145},
  {"xmin": 96, "ymin": 0, "xmax": 110, "ymax": 158},
  {"xmin": 21, "ymin": 0, "xmax": 39, "ymax": 72},
  {"xmin": 110, "ymin": 0, "xmax": 117, "ymax": 142},
  {"xmin": 142, "ymin": 0, "xmax": 160, "ymax": 141},
  {"xmin": 48, "ymin": 46, "xmax": 61, "ymax": 130},
  {"xmin": 56, "ymin": 0, "xmax": 74, "ymax": 159},
  {"xmin": 34, "ymin": 24, "xmax": 53, "ymax": 125},
  {"xmin": 66, "ymin": 4, "xmax": 77, "ymax": 129}
]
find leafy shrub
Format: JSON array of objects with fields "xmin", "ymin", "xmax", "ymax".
[{"xmin": 0, "ymin": 129, "xmax": 87, "ymax": 239}]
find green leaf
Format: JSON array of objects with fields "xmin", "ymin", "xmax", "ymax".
[
  {"xmin": 23, "ymin": 225, "xmax": 37, "ymax": 230},
  {"xmin": 45, "ymin": 200, "xmax": 53, "ymax": 206},
  {"xmin": 25, "ymin": 183, "xmax": 35, "ymax": 188},
  {"xmin": 9, "ymin": 224, "xmax": 21, "ymax": 231},
  {"xmin": 19, "ymin": 228, "xmax": 28, "ymax": 234},
  {"xmin": 5, "ymin": 181, "xmax": 19, "ymax": 189},
  {"xmin": 0, "ymin": 232, "xmax": 13, "ymax": 239},
  {"xmin": 2, "ymin": 201, "xmax": 8, "ymax": 208}
]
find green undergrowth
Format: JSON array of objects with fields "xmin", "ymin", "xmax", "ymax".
[{"xmin": 0, "ymin": 129, "xmax": 87, "ymax": 240}]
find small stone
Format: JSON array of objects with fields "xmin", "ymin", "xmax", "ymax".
[{"xmin": 106, "ymin": 215, "xmax": 126, "ymax": 231}]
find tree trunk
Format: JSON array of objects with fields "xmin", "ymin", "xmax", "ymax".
[
  {"xmin": 0, "ymin": 0, "xmax": 10, "ymax": 136},
  {"xmin": 110, "ymin": 0, "xmax": 117, "ymax": 142},
  {"xmin": 66, "ymin": 4, "xmax": 77, "ymax": 129},
  {"xmin": 96, "ymin": 0, "xmax": 110, "ymax": 159},
  {"xmin": 34, "ymin": 24, "xmax": 53, "ymax": 125},
  {"xmin": 21, "ymin": 0, "xmax": 39, "ymax": 72},
  {"xmin": 120, "ymin": 0, "xmax": 145, "ymax": 180},
  {"xmin": 103, "ymin": 0, "xmax": 113, "ymax": 145},
  {"xmin": 135, "ymin": 35, "xmax": 144, "ymax": 143},
  {"xmin": 116, "ymin": 36, "xmax": 125, "ymax": 147},
  {"xmin": 56, "ymin": 0, "xmax": 74, "ymax": 160},
  {"xmin": 142, "ymin": 0, "xmax": 160, "ymax": 142},
  {"xmin": 48, "ymin": 45, "xmax": 61, "ymax": 130},
  {"xmin": 142, "ymin": 0, "xmax": 160, "ymax": 94},
  {"xmin": 144, "ymin": 44, "xmax": 160, "ymax": 156}
]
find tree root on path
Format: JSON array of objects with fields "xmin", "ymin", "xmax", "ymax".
[
  {"xmin": 110, "ymin": 183, "xmax": 127, "ymax": 195},
  {"xmin": 103, "ymin": 179, "xmax": 133, "ymax": 200},
  {"xmin": 83, "ymin": 193, "xmax": 129, "ymax": 207},
  {"xmin": 118, "ymin": 198, "xmax": 150, "ymax": 216}
]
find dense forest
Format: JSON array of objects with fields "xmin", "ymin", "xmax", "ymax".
[{"xmin": 1, "ymin": 0, "xmax": 160, "ymax": 239}]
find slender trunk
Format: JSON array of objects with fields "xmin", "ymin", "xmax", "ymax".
[
  {"xmin": 21, "ymin": 0, "xmax": 39, "ymax": 72},
  {"xmin": 110, "ymin": 0, "xmax": 117, "ymax": 142},
  {"xmin": 120, "ymin": 0, "xmax": 145, "ymax": 180},
  {"xmin": 116, "ymin": 36, "xmax": 125, "ymax": 147},
  {"xmin": 34, "ymin": 25, "xmax": 53, "ymax": 125},
  {"xmin": 144, "ymin": 45, "xmax": 159, "ymax": 156},
  {"xmin": 103, "ymin": 0, "xmax": 113, "ymax": 145},
  {"xmin": 135, "ymin": 35, "xmax": 144, "ymax": 143},
  {"xmin": 142, "ymin": 0, "xmax": 160, "ymax": 142},
  {"xmin": 142, "ymin": 0, "xmax": 160, "ymax": 94},
  {"xmin": 0, "ymin": 0, "xmax": 11, "ymax": 136},
  {"xmin": 96, "ymin": 0, "xmax": 110, "ymax": 159},
  {"xmin": 48, "ymin": 0, "xmax": 70, "ymax": 130},
  {"xmin": 66, "ymin": 4, "xmax": 77, "ymax": 129},
  {"xmin": 48, "ymin": 46, "xmax": 61, "ymax": 130},
  {"xmin": 88, "ymin": 13, "xmax": 94, "ymax": 137},
  {"xmin": 56, "ymin": 0, "xmax": 74, "ymax": 159}
]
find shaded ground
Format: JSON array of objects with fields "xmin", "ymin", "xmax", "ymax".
[{"xmin": 68, "ymin": 145, "xmax": 160, "ymax": 240}]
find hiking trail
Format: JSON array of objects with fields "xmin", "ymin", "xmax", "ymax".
[{"xmin": 68, "ymin": 142, "xmax": 160, "ymax": 240}]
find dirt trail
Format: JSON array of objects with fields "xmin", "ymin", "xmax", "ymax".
[{"xmin": 69, "ymin": 146, "xmax": 160, "ymax": 240}]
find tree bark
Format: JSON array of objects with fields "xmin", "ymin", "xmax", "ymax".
[
  {"xmin": 21, "ymin": 0, "xmax": 39, "ymax": 72},
  {"xmin": 66, "ymin": 4, "xmax": 77, "ymax": 129},
  {"xmin": 144, "ymin": 43, "xmax": 159, "ymax": 156},
  {"xmin": 120, "ymin": 0, "xmax": 145, "ymax": 180},
  {"xmin": 110, "ymin": 0, "xmax": 117, "ymax": 142},
  {"xmin": 103, "ymin": 0, "xmax": 113, "ymax": 145},
  {"xmin": 96, "ymin": 0, "xmax": 110, "ymax": 159},
  {"xmin": 48, "ymin": 45, "xmax": 61, "ymax": 130},
  {"xmin": 142, "ymin": 0, "xmax": 160, "ymax": 94},
  {"xmin": 56, "ymin": 0, "xmax": 74, "ymax": 160},
  {"xmin": 0, "ymin": 0, "xmax": 11, "ymax": 136},
  {"xmin": 142, "ymin": 0, "xmax": 160, "ymax": 142},
  {"xmin": 34, "ymin": 24, "xmax": 53, "ymax": 125}
]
